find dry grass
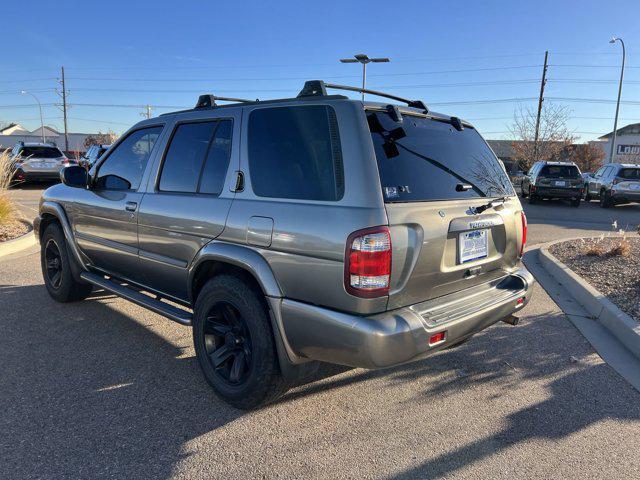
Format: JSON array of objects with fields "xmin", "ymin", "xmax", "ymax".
[
  {"xmin": 582, "ymin": 238, "xmax": 631, "ymax": 258},
  {"xmin": 583, "ymin": 243, "xmax": 607, "ymax": 257},
  {"xmin": 610, "ymin": 239, "xmax": 631, "ymax": 257},
  {"xmin": 0, "ymin": 194, "xmax": 13, "ymax": 223},
  {"xmin": 0, "ymin": 151, "xmax": 17, "ymax": 229}
]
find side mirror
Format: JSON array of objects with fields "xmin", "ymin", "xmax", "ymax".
[{"xmin": 60, "ymin": 165, "xmax": 89, "ymax": 188}]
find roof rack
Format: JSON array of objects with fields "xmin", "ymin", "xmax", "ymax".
[
  {"xmin": 297, "ymin": 80, "xmax": 428, "ymax": 112},
  {"xmin": 195, "ymin": 94, "xmax": 254, "ymax": 109}
]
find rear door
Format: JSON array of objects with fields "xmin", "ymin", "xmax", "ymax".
[
  {"xmin": 136, "ymin": 111, "xmax": 239, "ymax": 301},
  {"xmin": 366, "ymin": 109, "xmax": 523, "ymax": 309}
]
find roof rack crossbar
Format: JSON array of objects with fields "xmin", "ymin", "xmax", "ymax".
[
  {"xmin": 195, "ymin": 94, "xmax": 254, "ymax": 109},
  {"xmin": 298, "ymin": 80, "xmax": 428, "ymax": 112}
]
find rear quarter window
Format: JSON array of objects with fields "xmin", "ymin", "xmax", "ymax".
[{"xmin": 248, "ymin": 105, "xmax": 344, "ymax": 201}]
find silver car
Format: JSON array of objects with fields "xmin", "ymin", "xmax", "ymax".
[
  {"xmin": 10, "ymin": 142, "xmax": 71, "ymax": 183},
  {"xmin": 34, "ymin": 81, "xmax": 534, "ymax": 409},
  {"xmin": 585, "ymin": 163, "xmax": 640, "ymax": 208}
]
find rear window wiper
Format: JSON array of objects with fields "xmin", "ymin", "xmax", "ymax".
[
  {"xmin": 394, "ymin": 142, "xmax": 486, "ymax": 198},
  {"xmin": 473, "ymin": 196, "xmax": 509, "ymax": 214}
]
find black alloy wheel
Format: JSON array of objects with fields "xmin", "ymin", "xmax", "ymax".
[
  {"xmin": 44, "ymin": 238, "xmax": 63, "ymax": 289},
  {"xmin": 203, "ymin": 302, "xmax": 252, "ymax": 385}
]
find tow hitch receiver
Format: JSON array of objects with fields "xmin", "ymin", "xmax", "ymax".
[{"xmin": 502, "ymin": 315, "xmax": 519, "ymax": 326}]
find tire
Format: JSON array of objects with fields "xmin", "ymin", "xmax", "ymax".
[
  {"xmin": 600, "ymin": 189, "xmax": 613, "ymax": 208},
  {"xmin": 40, "ymin": 223, "xmax": 93, "ymax": 302},
  {"xmin": 584, "ymin": 190, "xmax": 592, "ymax": 202},
  {"xmin": 570, "ymin": 198, "xmax": 580, "ymax": 208},
  {"xmin": 527, "ymin": 190, "xmax": 537, "ymax": 204},
  {"xmin": 193, "ymin": 275, "xmax": 287, "ymax": 409},
  {"xmin": 520, "ymin": 183, "xmax": 528, "ymax": 198}
]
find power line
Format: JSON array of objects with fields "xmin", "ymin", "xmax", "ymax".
[{"xmin": 63, "ymin": 65, "xmax": 545, "ymax": 83}]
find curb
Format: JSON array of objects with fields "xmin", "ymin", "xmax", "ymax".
[
  {"xmin": 539, "ymin": 238, "xmax": 640, "ymax": 359},
  {"xmin": 0, "ymin": 221, "xmax": 36, "ymax": 259}
]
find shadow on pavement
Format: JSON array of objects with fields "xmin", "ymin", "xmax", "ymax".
[
  {"xmin": 0, "ymin": 283, "xmax": 242, "ymax": 479},
  {"xmin": 2, "ymin": 281, "xmax": 639, "ymax": 479},
  {"xmin": 281, "ymin": 306, "xmax": 640, "ymax": 479}
]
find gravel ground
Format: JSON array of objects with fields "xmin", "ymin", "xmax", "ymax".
[
  {"xmin": 550, "ymin": 237, "xmax": 640, "ymax": 321},
  {"xmin": 0, "ymin": 219, "xmax": 29, "ymax": 241}
]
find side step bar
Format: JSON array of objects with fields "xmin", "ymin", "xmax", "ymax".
[{"xmin": 80, "ymin": 272, "xmax": 192, "ymax": 326}]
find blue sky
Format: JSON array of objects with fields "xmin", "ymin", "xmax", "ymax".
[{"xmin": 1, "ymin": 0, "xmax": 639, "ymax": 142}]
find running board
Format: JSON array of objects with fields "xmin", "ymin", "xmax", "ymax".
[{"xmin": 80, "ymin": 272, "xmax": 192, "ymax": 326}]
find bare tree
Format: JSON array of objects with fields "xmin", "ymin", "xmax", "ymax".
[
  {"xmin": 571, "ymin": 143, "xmax": 605, "ymax": 173},
  {"xmin": 508, "ymin": 103, "xmax": 576, "ymax": 171},
  {"xmin": 83, "ymin": 130, "xmax": 118, "ymax": 149}
]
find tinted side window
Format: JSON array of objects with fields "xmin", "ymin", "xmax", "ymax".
[
  {"xmin": 95, "ymin": 127, "xmax": 162, "ymax": 190},
  {"xmin": 199, "ymin": 120, "xmax": 233, "ymax": 195},
  {"xmin": 159, "ymin": 121, "xmax": 216, "ymax": 193},
  {"xmin": 248, "ymin": 105, "xmax": 344, "ymax": 201}
]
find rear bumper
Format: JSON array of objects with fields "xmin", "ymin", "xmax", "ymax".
[
  {"xmin": 533, "ymin": 186, "xmax": 582, "ymax": 199},
  {"xmin": 14, "ymin": 167, "xmax": 61, "ymax": 182},
  {"xmin": 279, "ymin": 266, "xmax": 534, "ymax": 369},
  {"xmin": 611, "ymin": 190, "xmax": 640, "ymax": 203}
]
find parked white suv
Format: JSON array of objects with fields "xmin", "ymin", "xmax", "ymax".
[{"xmin": 10, "ymin": 142, "xmax": 71, "ymax": 184}]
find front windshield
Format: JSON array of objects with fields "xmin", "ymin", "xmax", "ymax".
[{"xmin": 367, "ymin": 111, "xmax": 514, "ymax": 202}]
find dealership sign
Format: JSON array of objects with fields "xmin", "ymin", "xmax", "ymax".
[{"xmin": 617, "ymin": 144, "xmax": 640, "ymax": 156}]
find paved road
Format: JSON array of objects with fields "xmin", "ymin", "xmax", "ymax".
[{"xmin": 2, "ymin": 185, "xmax": 639, "ymax": 479}]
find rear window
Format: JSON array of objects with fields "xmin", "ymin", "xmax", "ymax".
[
  {"xmin": 248, "ymin": 105, "xmax": 344, "ymax": 201},
  {"xmin": 367, "ymin": 111, "xmax": 513, "ymax": 202},
  {"xmin": 539, "ymin": 165, "xmax": 580, "ymax": 179},
  {"xmin": 19, "ymin": 146, "xmax": 62, "ymax": 158},
  {"xmin": 619, "ymin": 168, "xmax": 640, "ymax": 180}
]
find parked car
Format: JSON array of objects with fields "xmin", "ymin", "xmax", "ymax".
[
  {"xmin": 34, "ymin": 80, "xmax": 534, "ymax": 409},
  {"xmin": 521, "ymin": 161, "xmax": 583, "ymax": 207},
  {"xmin": 9, "ymin": 142, "xmax": 72, "ymax": 184},
  {"xmin": 585, "ymin": 163, "xmax": 640, "ymax": 208},
  {"xmin": 79, "ymin": 144, "xmax": 111, "ymax": 169}
]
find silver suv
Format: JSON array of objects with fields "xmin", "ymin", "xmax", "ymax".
[
  {"xmin": 10, "ymin": 142, "xmax": 71, "ymax": 183},
  {"xmin": 585, "ymin": 162, "xmax": 640, "ymax": 208},
  {"xmin": 35, "ymin": 81, "xmax": 534, "ymax": 409},
  {"xmin": 521, "ymin": 161, "xmax": 583, "ymax": 207}
]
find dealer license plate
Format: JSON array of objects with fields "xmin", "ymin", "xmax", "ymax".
[
  {"xmin": 459, "ymin": 229, "xmax": 488, "ymax": 264},
  {"xmin": 554, "ymin": 180, "xmax": 566, "ymax": 187}
]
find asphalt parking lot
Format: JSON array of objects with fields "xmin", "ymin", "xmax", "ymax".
[{"xmin": 2, "ymin": 184, "xmax": 640, "ymax": 479}]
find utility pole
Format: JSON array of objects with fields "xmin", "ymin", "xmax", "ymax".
[
  {"xmin": 60, "ymin": 66, "xmax": 69, "ymax": 152},
  {"xmin": 608, "ymin": 37, "xmax": 625, "ymax": 164},
  {"xmin": 533, "ymin": 50, "xmax": 549, "ymax": 162}
]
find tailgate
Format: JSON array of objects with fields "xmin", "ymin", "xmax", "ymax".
[{"xmin": 386, "ymin": 197, "xmax": 523, "ymax": 309}]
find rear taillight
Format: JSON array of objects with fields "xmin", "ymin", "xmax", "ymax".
[
  {"xmin": 61, "ymin": 157, "xmax": 71, "ymax": 166},
  {"xmin": 519, "ymin": 211, "xmax": 528, "ymax": 257},
  {"xmin": 345, "ymin": 226, "xmax": 391, "ymax": 298},
  {"xmin": 612, "ymin": 177, "xmax": 622, "ymax": 185}
]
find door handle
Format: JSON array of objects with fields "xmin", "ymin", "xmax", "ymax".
[{"xmin": 125, "ymin": 201, "xmax": 138, "ymax": 212}]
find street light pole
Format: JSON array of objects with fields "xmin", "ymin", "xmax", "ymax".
[
  {"xmin": 608, "ymin": 36, "xmax": 625, "ymax": 163},
  {"xmin": 21, "ymin": 90, "xmax": 45, "ymax": 143},
  {"xmin": 339, "ymin": 54, "xmax": 390, "ymax": 101}
]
